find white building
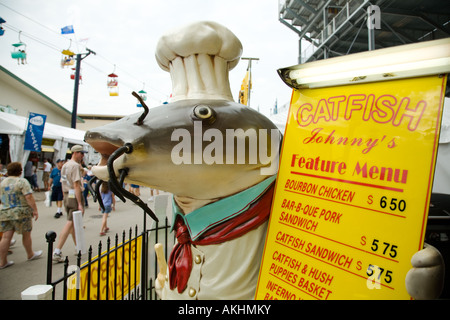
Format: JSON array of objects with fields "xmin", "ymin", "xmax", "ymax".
[{"xmin": 0, "ymin": 65, "xmax": 96, "ymax": 186}]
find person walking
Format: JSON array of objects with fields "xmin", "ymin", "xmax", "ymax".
[
  {"xmin": 49, "ymin": 159, "xmax": 64, "ymax": 218},
  {"xmin": 31, "ymin": 163, "xmax": 39, "ymax": 191},
  {"xmin": 99, "ymin": 183, "xmax": 115, "ymax": 236},
  {"xmin": 129, "ymin": 184, "xmax": 140, "ymax": 196},
  {"xmin": 0, "ymin": 162, "xmax": 42, "ymax": 269},
  {"xmin": 52, "ymin": 145, "xmax": 86, "ymax": 262},
  {"xmin": 149, "ymin": 188, "xmax": 159, "ymax": 201},
  {"xmin": 82, "ymin": 165, "xmax": 93, "ymax": 208},
  {"xmin": 23, "ymin": 160, "xmax": 34, "ymax": 189},
  {"xmin": 42, "ymin": 158, "xmax": 52, "ymax": 190}
]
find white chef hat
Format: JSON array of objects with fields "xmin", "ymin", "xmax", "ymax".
[{"xmin": 155, "ymin": 21, "xmax": 243, "ymax": 102}]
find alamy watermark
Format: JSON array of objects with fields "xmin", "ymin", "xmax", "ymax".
[{"xmin": 170, "ymin": 121, "xmax": 281, "ymax": 175}]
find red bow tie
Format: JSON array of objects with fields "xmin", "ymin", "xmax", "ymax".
[{"xmin": 168, "ymin": 182, "xmax": 275, "ymax": 294}]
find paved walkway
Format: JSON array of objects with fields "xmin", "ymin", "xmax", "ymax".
[{"xmin": 0, "ymin": 187, "xmax": 168, "ymax": 300}]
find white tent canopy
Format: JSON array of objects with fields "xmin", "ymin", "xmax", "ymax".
[{"xmin": 0, "ymin": 112, "xmax": 95, "ymax": 169}]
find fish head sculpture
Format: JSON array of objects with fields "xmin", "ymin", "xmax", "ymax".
[
  {"xmin": 84, "ymin": 21, "xmax": 281, "ymax": 218},
  {"xmin": 85, "ymin": 98, "xmax": 280, "ymax": 200}
]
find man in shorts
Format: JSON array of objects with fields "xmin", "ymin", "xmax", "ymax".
[
  {"xmin": 52, "ymin": 145, "xmax": 86, "ymax": 262},
  {"xmin": 42, "ymin": 158, "xmax": 52, "ymax": 190}
]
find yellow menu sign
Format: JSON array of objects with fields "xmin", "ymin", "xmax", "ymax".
[{"xmin": 256, "ymin": 75, "xmax": 447, "ymax": 300}]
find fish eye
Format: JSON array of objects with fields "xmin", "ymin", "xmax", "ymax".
[
  {"xmin": 194, "ymin": 105, "xmax": 212, "ymax": 119},
  {"xmin": 192, "ymin": 105, "xmax": 216, "ymax": 124}
]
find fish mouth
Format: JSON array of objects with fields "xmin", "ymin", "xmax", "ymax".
[
  {"xmin": 86, "ymin": 140, "xmax": 159, "ymax": 222},
  {"xmin": 88, "ymin": 140, "xmax": 121, "ymax": 167}
]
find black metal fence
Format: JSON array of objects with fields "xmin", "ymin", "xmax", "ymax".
[{"xmin": 45, "ymin": 216, "xmax": 174, "ymax": 300}]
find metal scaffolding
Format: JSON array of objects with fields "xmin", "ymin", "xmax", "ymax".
[{"xmin": 279, "ymin": 0, "xmax": 450, "ymax": 64}]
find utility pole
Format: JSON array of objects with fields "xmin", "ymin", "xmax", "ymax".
[
  {"xmin": 241, "ymin": 57, "xmax": 259, "ymax": 108},
  {"xmin": 71, "ymin": 48, "xmax": 95, "ymax": 129}
]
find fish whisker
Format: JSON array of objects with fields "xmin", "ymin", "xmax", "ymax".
[
  {"xmin": 87, "ymin": 176, "xmax": 98, "ymax": 202},
  {"xmin": 107, "ymin": 143, "xmax": 159, "ymax": 222},
  {"xmin": 132, "ymin": 91, "xmax": 149, "ymax": 126}
]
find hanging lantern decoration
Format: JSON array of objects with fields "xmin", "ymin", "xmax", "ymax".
[
  {"xmin": 138, "ymin": 89, "xmax": 147, "ymax": 101},
  {"xmin": 61, "ymin": 40, "xmax": 75, "ymax": 68},
  {"xmin": 61, "ymin": 49, "xmax": 75, "ymax": 67},
  {"xmin": 107, "ymin": 68, "xmax": 119, "ymax": 96},
  {"xmin": 136, "ymin": 85, "xmax": 147, "ymax": 107},
  {"xmin": 163, "ymin": 93, "xmax": 172, "ymax": 104},
  {"xmin": 11, "ymin": 31, "xmax": 27, "ymax": 65},
  {"xmin": 70, "ymin": 67, "xmax": 82, "ymax": 82},
  {"xmin": 0, "ymin": 17, "xmax": 6, "ymax": 36}
]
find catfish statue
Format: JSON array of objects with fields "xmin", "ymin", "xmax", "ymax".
[{"xmin": 84, "ymin": 21, "xmax": 445, "ymax": 300}]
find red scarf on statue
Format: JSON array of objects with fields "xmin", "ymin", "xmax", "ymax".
[{"xmin": 168, "ymin": 182, "xmax": 275, "ymax": 293}]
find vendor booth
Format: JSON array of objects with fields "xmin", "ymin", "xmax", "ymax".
[{"xmin": 0, "ymin": 112, "xmax": 97, "ymax": 185}]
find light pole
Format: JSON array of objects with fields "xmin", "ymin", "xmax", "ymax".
[{"xmin": 71, "ymin": 48, "xmax": 95, "ymax": 129}]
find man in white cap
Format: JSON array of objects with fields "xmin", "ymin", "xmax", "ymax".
[{"xmin": 52, "ymin": 145, "xmax": 86, "ymax": 262}]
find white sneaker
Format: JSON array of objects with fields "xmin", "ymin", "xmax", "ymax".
[{"xmin": 52, "ymin": 252, "xmax": 65, "ymax": 263}]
